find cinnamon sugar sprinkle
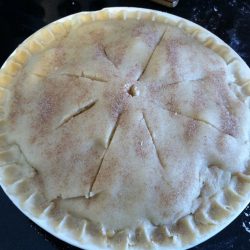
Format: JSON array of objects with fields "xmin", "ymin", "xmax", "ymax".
[{"xmin": 8, "ymin": 19, "xmax": 249, "ymax": 235}]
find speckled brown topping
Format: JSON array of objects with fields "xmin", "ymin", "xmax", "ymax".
[{"xmin": 8, "ymin": 19, "xmax": 250, "ymax": 232}]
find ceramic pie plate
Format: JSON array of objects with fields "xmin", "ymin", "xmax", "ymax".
[{"xmin": 0, "ymin": 7, "xmax": 250, "ymax": 250}]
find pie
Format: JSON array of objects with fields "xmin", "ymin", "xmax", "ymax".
[{"xmin": 0, "ymin": 7, "xmax": 250, "ymax": 250}]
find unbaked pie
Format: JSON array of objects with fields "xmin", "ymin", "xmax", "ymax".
[{"xmin": 0, "ymin": 7, "xmax": 250, "ymax": 250}]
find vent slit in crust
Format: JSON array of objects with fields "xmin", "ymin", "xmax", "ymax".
[
  {"xmin": 15, "ymin": 143, "xmax": 38, "ymax": 175},
  {"xmin": 154, "ymin": 74, "xmax": 226, "ymax": 89},
  {"xmin": 103, "ymin": 46, "xmax": 117, "ymax": 69},
  {"xmin": 31, "ymin": 73, "xmax": 46, "ymax": 78},
  {"xmin": 107, "ymin": 113, "xmax": 122, "ymax": 148},
  {"xmin": 88, "ymin": 112, "xmax": 122, "ymax": 197},
  {"xmin": 150, "ymin": 100, "xmax": 237, "ymax": 139},
  {"xmin": 56, "ymin": 73, "xmax": 108, "ymax": 83},
  {"xmin": 171, "ymin": 110, "xmax": 236, "ymax": 139},
  {"xmin": 81, "ymin": 72, "xmax": 108, "ymax": 83},
  {"xmin": 137, "ymin": 30, "xmax": 166, "ymax": 81},
  {"xmin": 142, "ymin": 112, "xmax": 166, "ymax": 169},
  {"xmin": 56, "ymin": 100, "xmax": 97, "ymax": 129}
]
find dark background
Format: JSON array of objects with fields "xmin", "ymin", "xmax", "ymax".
[{"xmin": 0, "ymin": 0, "xmax": 250, "ymax": 249}]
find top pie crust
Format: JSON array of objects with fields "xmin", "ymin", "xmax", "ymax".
[{"xmin": 0, "ymin": 7, "xmax": 250, "ymax": 250}]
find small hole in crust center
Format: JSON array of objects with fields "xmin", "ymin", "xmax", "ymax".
[{"xmin": 128, "ymin": 85, "xmax": 140, "ymax": 97}]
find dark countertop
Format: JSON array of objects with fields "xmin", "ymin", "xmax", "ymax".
[{"xmin": 0, "ymin": 0, "xmax": 249, "ymax": 249}]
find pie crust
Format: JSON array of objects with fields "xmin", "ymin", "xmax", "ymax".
[{"xmin": 0, "ymin": 7, "xmax": 250, "ymax": 250}]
